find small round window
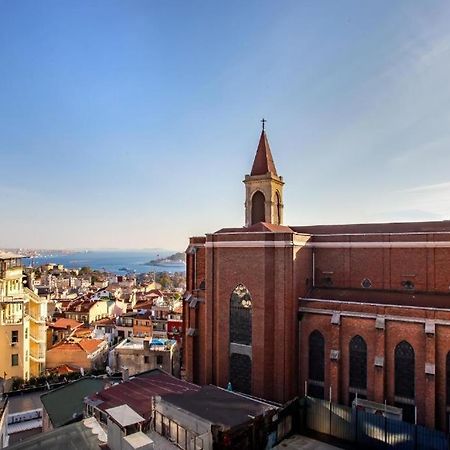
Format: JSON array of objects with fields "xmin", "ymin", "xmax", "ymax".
[{"xmin": 361, "ymin": 278, "xmax": 372, "ymax": 289}]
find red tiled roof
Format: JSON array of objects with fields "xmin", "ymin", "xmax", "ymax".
[
  {"xmin": 48, "ymin": 338, "xmax": 106, "ymax": 355},
  {"xmin": 250, "ymin": 130, "xmax": 277, "ymax": 176},
  {"xmin": 93, "ymin": 317, "xmax": 115, "ymax": 326},
  {"xmin": 134, "ymin": 300, "xmax": 153, "ymax": 310},
  {"xmin": 48, "ymin": 318, "xmax": 83, "ymax": 330},
  {"xmin": 73, "ymin": 327, "xmax": 93, "ymax": 338},
  {"xmin": 78, "ymin": 338, "xmax": 106, "ymax": 354},
  {"xmin": 50, "ymin": 364, "xmax": 78, "ymax": 375},
  {"xmin": 147, "ymin": 289, "xmax": 163, "ymax": 297},
  {"xmin": 215, "ymin": 222, "xmax": 293, "ymax": 234}
]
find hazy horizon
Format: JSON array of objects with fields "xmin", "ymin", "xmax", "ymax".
[{"xmin": 2, "ymin": 1, "xmax": 450, "ymax": 249}]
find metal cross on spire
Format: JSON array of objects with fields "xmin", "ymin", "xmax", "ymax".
[{"xmin": 261, "ymin": 118, "xmax": 267, "ymax": 132}]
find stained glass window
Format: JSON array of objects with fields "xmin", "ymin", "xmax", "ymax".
[
  {"xmin": 230, "ymin": 284, "xmax": 252, "ymax": 345},
  {"xmin": 229, "ymin": 284, "xmax": 252, "ymax": 394}
]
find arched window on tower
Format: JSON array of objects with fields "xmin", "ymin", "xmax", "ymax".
[
  {"xmin": 251, "ymin": 191, "xmax": 265, "ymax": 225},
  {"xmin": 394, "ymin": 340, "xmax": 415, "ymax": 423},
  {"xmin": 229, "ymin": 284, "xmax": 252, "ymax": 394},
  {"xmin": 349, "ymin": 335, "xmax": 367, "ymax": 404},
  {"xmin": 308, "ymin": 330, "xmax": 325, "ymax": 399},
  {"xmin": 274, "ymin": 191, "xmax": 281, "ymax": 225}
]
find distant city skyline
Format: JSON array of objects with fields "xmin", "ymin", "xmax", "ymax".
[{"xmin": 1, "ymin": 1, "xmax": 450, "ymax": 249}]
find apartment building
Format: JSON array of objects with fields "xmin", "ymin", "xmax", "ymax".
[{"xmin": 0, "ymin": 252, "xmax": 47, "ymax": 382}]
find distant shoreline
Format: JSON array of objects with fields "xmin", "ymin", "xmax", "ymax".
[
  {"xmin": 144, "ymin": 252, "xmax": 185, "ymax": 267},
  {"xmin": 22, "ymin": 250, "xmax": 185, "ymax": 275}
]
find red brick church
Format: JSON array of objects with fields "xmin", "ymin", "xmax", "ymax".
[{"xmin": 183, "ymin": 127, "xmax": 450, "ymax": 431}]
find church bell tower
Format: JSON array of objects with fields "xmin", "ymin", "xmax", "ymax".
[{"xmin": 244, "ymin": 121, "xmax": 284, "ymax": 227}]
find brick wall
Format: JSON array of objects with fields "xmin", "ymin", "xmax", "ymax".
[{"xmin": 300, "ymin": 299, "xmax": 450, "ymax": 430}]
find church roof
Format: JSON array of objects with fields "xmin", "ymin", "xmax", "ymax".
[
  {"xmin": 291, "ymin": 219, "xmax": 450, "ymax": 235},
  {"xmin": 214, "ymin": 222, "xmax": 293, "ymax": 234},
  {"xmin": 214, "ymin": 219, "xmax": 450, "ymax": 236},
  {"xmin": 303, "ymin": 287, "xmax": 450, "ymax": 310},
  {"xmin": 250, "ymin": 131, "xmax": 278, "ymax": 176}
]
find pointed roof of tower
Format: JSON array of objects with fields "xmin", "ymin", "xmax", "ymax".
[{"xmin": 250, "ymin": 130, "xmax": 278, "ymax": 176}]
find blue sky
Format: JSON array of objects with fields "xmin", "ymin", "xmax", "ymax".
[{"xmin": 1, "ymin": 1, "xmax": 450, "ymax": 250}]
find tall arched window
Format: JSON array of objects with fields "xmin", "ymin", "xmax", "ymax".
[
  {"xmin": 274, "ymin": 191, "xmax": 281, "ymax": 225},
  {"xmin": 251, "ymin": 191, "xmax": 265, "ymax": 225},
  {"xmin": 349, "ymin": 335, "xmax": 367, "ymax": 404},
  {"xmin": 229, "ymin": 284, "xmax": 252, "ymax": 394},
  {"xmin": 308, "ymin": 330, "xmax": 325, "ymax": 399},
  {"xmin": 395, "ymin": 341, "xmax": 415, "ymax": 423},
  {"xmin": 230, "ymin": 284, "xmax": 252, "ymax": 345}
]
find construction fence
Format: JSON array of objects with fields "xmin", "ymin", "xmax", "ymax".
[{"xmin": 300, "ymin": 396, "xmax": 449, "ymax": 450}]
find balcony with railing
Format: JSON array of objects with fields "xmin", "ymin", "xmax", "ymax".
[
  {"xmin": 29, "ymin": 347, "xmax": 45, "ymax": 363},
  {"xmin": 29, "ymin": 331, "xmax": 46, "ymax": 344},
  {"xmin": 24, "ymin": 287, "xmax": 46, "ymax": 304},
  {"xmin": 0, "ymin": 256, "xmax": 23, "ymax": 278},
  {"xmin": 0, "ymin": 305, "xmax": 25, "ymax": 325},
  {"xmin": 3, "ymin": 266, "xmax": 23, "ymax": 280},
  {"xmin": 27, "ymin": 313, "xmax": 46, "ymax": 325}
]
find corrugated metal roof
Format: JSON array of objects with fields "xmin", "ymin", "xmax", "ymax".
[
  {"xmin": 8, "ymin": 418, "xmax": 42, "ymax": 434},
  {"xmin": 7, "ymin": 420, "xmax": 102, "ymax": 450},
  {"xmin": 87, "ymin": 369, "xmax": 200, "ymax": 419},
  {"xmin": 40, "ymin": 378, "xmax": 108, "ymax": 428}
]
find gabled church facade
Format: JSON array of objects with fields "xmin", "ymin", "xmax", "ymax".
[{"xmin": 183, "ymin": 127, "xmax": 450, "ymax": 431}]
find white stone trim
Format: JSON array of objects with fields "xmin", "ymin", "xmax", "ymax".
[
  {"xmin": 306, "ymin": 241, "xmax": 450, "ymax": 249},
  {"xmin": 230, "ymin": 342, "xmax": 252, "ymax": 358},
  {"xmin": 299, "ymin": 306, "xmax": 450, "ymax": 326},
  {"xmin": 300, "ymin": 297, "xmax": 450, "ymax": 313},
  {"xmin": 205, "ymin": 240, "xmax": 301, "ymax": 248}
]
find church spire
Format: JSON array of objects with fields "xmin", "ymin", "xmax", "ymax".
[
  {"xmin": 250, "ymin": 125, "xmax": 278, "ymax": 176},
  {"xmin": 244, "ymin": 122, "xmax": 284, "ymax": 227}
]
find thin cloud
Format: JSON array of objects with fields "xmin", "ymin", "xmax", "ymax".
[{"xmin": 401, "ymin": 181, "xmax": 450, "ymax": 193}]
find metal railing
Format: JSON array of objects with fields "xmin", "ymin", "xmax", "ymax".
[
  {"xmin": 29, "ymin": 333, "xmax": 45, "ymax": 344},
  {"xmin": 301, "ymin": 396, "xmax": 449, "ymax": 450},
  {"xmin": 29, "ymin": 352, "xmax": 45, "ymax": 363}
]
